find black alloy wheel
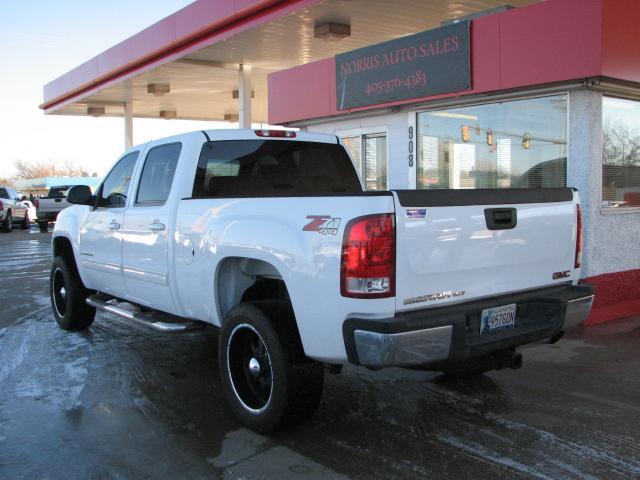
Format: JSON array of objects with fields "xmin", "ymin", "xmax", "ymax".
[
  {"xmin": 219, "ymin": 302, "xmax": 324, "ymax": 433},
  {"xmin": 2, "ymin": 212, "xmax": 12, "ymax": 232},
  {"xmin": 51, "ymin": 266, "xmax": 68, "ymax": 318},
  {"xmin": 227, "ymin": 323, "xmax": 274, "ymax": 413},
  {"xmin": 50, "ymin": 256, "xmax": 95, "ymax": 330},
  {"xmin": 21, "ymin": 211, "xmax": 30, "ymax": 230}
]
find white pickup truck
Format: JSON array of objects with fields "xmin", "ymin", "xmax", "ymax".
[
  {"xmin": 36, "ymin": 185, "xmax": 73, "ymax": 231},
  {"xmin": 50, "ymin": 129, "xmax": 594, "ymax": 432}
]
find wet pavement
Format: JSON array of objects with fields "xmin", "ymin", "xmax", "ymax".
[{"xmin": 1, "ymin": 228, "xmax": 640, "ymax": 479}]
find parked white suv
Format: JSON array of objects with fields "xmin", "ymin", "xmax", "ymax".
[
  {"xmin": 50, "ymin": 129, "xmax": 594, "ymax": 432},
  {"xmin": 0, "ymin": 186, "xmax": 30, "ymax": 232}
]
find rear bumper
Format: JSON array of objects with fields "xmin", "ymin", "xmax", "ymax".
[
  {"xmin": 343, "ymin": 284, "xmax": 594, "ymax": 369},
  {"xmin": 37, "ymin": 212, "xmax": 58, "ymax": 221},
  {"xmin": 563, "ymin": 294, "xmax": 595, "ymax": 329}
]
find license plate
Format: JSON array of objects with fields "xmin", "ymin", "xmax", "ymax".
[{"xmin": 480, "ymin": 303, "xmax": 517, "ymax": 334}]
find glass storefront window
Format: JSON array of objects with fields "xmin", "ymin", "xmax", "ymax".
[
  {"xmin": 342, "ymin": 136, "xmax": 362, "ymax": 175},
  {"xmin": 416, "ymin": 95, "xmax": 567, "ymax": 190},
  {"xmin": 341, "ymin": 133, "xmax": 387, "ymax": 191},
  {"xmin": 363, "ymin": 134, "xmax": 387, "ymax": 191},
  {"xmin": 602, "ymin": 97, "xmax": 640, "ymax": 209}
]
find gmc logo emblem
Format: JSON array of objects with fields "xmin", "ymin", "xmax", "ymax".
[{"xmin": 552, "ymin": 270, "xmax": 571, "ymax": 280}]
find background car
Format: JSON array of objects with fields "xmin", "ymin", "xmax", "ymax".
[{"xmin": 0, "ymin": 186, "xmax": 30, "ymax": 232}]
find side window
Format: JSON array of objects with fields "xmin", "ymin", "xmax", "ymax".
[
  {"xmin": 0, "ymin": 188, "xmax": 9, "ymax": 199},
  {"xmin": 136, "ymin": 143, "xmax": 181, "ymax": 205},
  {"xmin": 98, "ymin": 151, "xmax": 139, "ymax": 207}
]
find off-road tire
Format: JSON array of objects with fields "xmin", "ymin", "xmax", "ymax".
[
  {"xmin": 219, "ymin": 301, "xmax": 324, "ymax": 433},
  {"xmin": 21, "ymin": 212, "xmax": 30, "ymax": 230},
  {"xmin": 2, "ymin": 211, "xmax": 12, "ymax": 233},
  {"xmin": 50, "ymin": 256, "xmax": 95, "ymax": 330}
]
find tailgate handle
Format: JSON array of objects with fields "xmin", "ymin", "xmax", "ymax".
[{"xmin": 485, "ymin": 208, "xmax": 517, "ymax": 230}]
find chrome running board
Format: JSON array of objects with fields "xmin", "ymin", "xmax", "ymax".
[{"xmin": 86, "ymin": 295, "xmax": 202, "ymax": 332}]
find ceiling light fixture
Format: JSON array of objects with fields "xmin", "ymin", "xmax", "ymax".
[
  {"xmin": 148, "ymin": 83, "xmax": 170, "ymax": 97},
  {"xmin": 314, "ymin": 22, "xmax": 351, "ymax": 41},
  {"xmin": 87, "ymin": 106, "xmax": 105, "ymax": 117},
  {"xmin": 159, "ymin": 110, "xmax": 177, "ymax": 120},
  {"xmin": 431, "ymin": 112, "xmax": 478, "ymax": 120}
]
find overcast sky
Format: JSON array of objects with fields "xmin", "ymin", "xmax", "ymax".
[{"xmin": 0, "ymin": 0, "xmax": 233, "ymax": 179}]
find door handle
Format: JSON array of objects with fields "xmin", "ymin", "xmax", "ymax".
[
  {"xmin": 484, "ymin": 208, "xmax": 517, "ymax": 230},
  {"xmin": 149, "ymin": 220, "xmax": 166, "ymax": 232},
  {"xmin": 108, "ymin": 220, "xmax": 121, "ymax": 230}
]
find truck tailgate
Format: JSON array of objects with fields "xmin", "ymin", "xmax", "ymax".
[
  {"xmin": 392, "ymin": 188, "xmax": 579, "ymax": 312},
  {"xmin": 38, "ymin": 198, "xmax": 68, "ymax": 213}
]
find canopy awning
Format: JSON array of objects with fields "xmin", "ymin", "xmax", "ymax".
[{"xmin": 42, "ymin": 0, "xmax": 536, "ymax": 123}]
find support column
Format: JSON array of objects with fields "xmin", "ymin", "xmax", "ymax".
[
  {"xmin": 238, "ymin": 64, "xmax": 252, "ymax": 129},
  {"xmin": 567, "ymin": 89, "xmax": 603, "ymax": 278},
  {"xmin": 124, "ymin": 102, "xmax": 133, "ymax": 150}
]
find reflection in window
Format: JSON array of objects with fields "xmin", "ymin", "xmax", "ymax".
[
  {"xmin": 136, "ymin": 143, "xmax": 181, "ymax": 205},
  {"xmin": 340, "ymin": 134, "xmax": 387, "ymax": 191},
  {"xmin": 364, "ymin": 134, "xmax": 387, "ymax": 191},
  {"xmin": 342, "ymin": 137, "xmax": 362, "ymax": 175},
  {"xmin": 602, "ymin": 97, "xmax": 640, "ymax": 209},
  {"xmin": 416, "ymin": 95, "xmax": 567, "ymax": 190},
  {"xmin": 99, "ymin": 151, "xmax": 138, "ymax": 207}
]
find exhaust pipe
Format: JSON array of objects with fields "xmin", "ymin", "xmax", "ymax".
[{"xmin": 494, "ymin": 350, "xmax": 523, "ymax": 370}]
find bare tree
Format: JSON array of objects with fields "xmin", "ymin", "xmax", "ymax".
[
  {"xmin": 603, "ymin": 123, "xmax": 640, "ymax": 167},
  {"xmin": 13, "ymin": 158, "xmax": 87, "ymax": 179}
]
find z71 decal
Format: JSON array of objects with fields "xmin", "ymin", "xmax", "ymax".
[{"xmin": 303, "ymin": 215, "xmax": 341, "ymax": 236}]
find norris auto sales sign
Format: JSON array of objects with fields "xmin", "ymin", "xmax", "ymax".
[{"xmin": 335, "ymin": 22, "xmax": 471, "ymax": 110}]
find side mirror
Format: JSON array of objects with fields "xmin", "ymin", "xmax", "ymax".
[{"xmin": 67, "ymin": 185, "xmax": 94, "ymax": 206}]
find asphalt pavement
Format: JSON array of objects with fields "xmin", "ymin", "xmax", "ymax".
[{"xmin": 1, "ymin": 227, "xmax": 639, "ymax": 479}]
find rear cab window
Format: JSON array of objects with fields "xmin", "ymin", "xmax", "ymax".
[
  {"xmin": 48, "ymin": 186, "xmax": 71, "ymax": 198},
  {"xmin": 192, "ymin": 140, "xmax": 362, "ymax": 198},
  {"xmin": 0, "ymin": 188, "xmax": 9, "ymax": 199},
  {"xmin": 135, "ymin": 143, "xmax": 182, "ymax": 206}
]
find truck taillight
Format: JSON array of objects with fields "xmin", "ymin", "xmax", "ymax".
[
  {"xmin": 35, "ymin": 199, "xmax": 39, "ymax": 209},
  {"xmin": 341, "ymin": 214, "xmax": 395, "ymax": 298},
  {"xmin": 575, "ymin": 204, "xmax": 583, "ymax": 269},
  {"xmin": 0, "ymin": 202, "xmax": 3, "ymax": 211}
]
